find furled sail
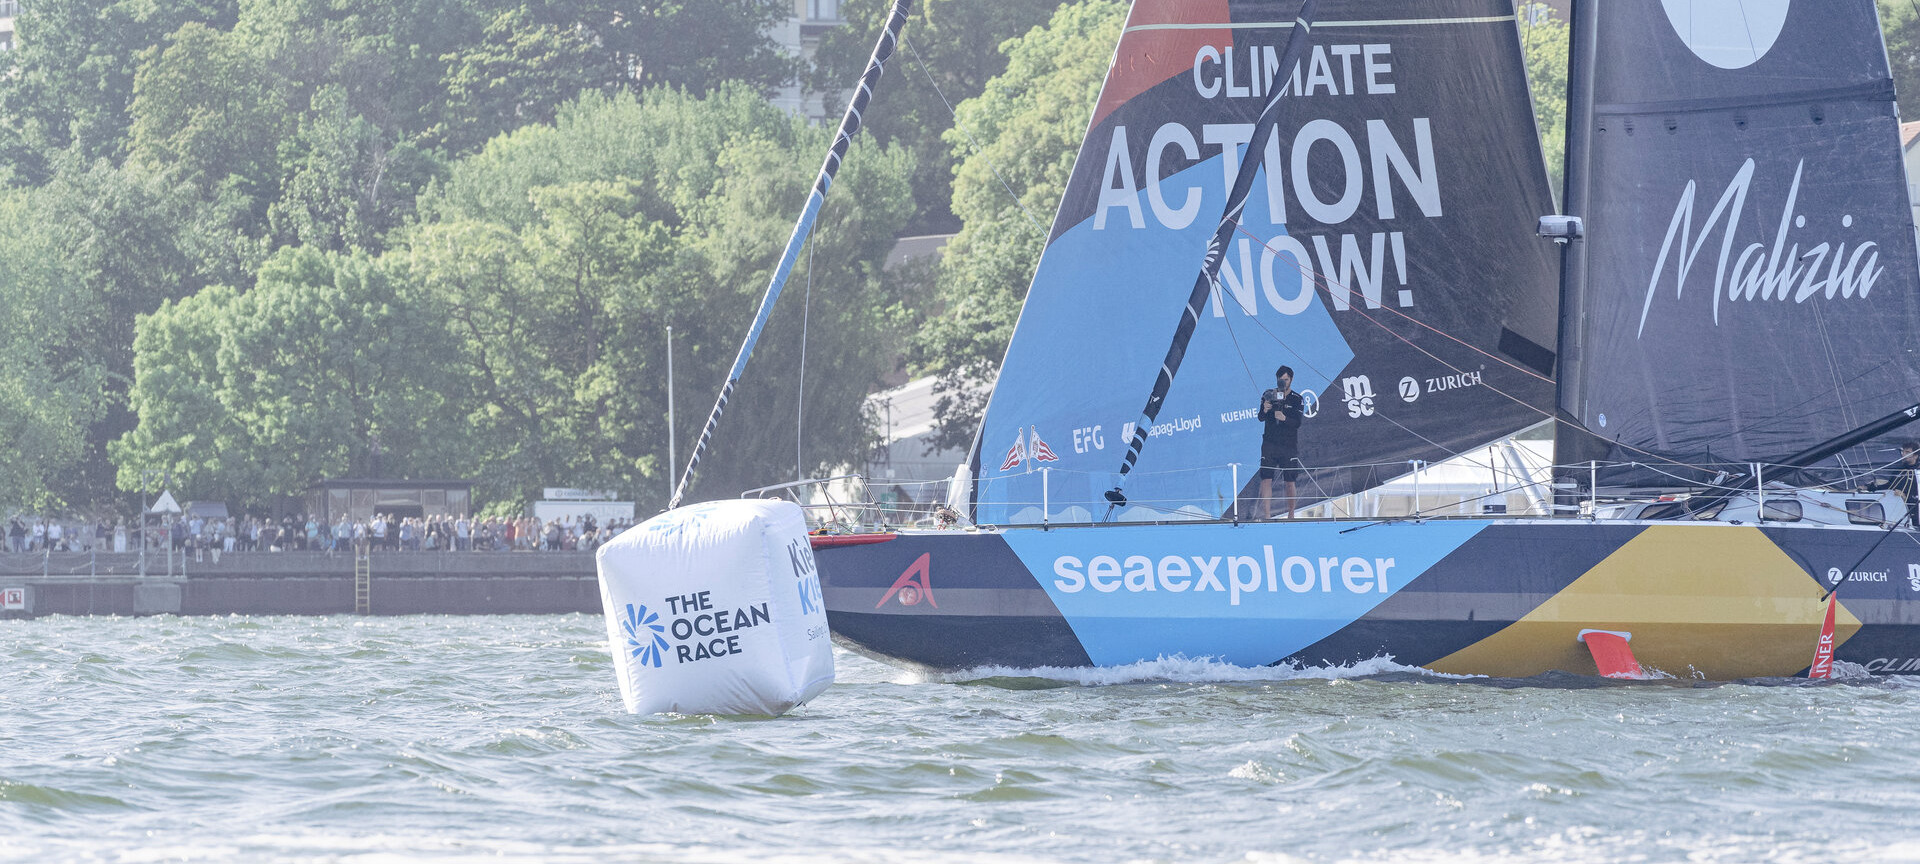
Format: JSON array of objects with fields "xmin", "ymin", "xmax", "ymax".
[
  {"xmin": 973, "ymin": 0, "xmax": 1559, "ymax": 524},
  {"xmin": 1559, "ymin": 0, "xmax": 1920, "ymax": 477}
]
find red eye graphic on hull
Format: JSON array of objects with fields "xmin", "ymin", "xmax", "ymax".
[{"xmin": 877, "ymin": 553, "xmax": 937, "ymax": 608}]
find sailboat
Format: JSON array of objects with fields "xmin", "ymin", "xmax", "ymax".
[{"xmin": 808, "ymin": 0, "xmax": 1920, "ymax": 679}]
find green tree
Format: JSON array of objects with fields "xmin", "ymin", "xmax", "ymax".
[
  {"xmin": 20, "ymin": 156, "xmax": 247, "ymax": 506},
  {"xmin": 1882, "ymin": 0, "xmax": 1920, "ymax": 122},
  {"xmin": 912, "ymin": 0, "xmax": 1124, "ymax": 452},
  {"xmin": 127, "ymin": 21, "xmax": 292, "ymax": 209},
  {"xmin": 811, "ymin": 0, "xmax": 1073, "ymax": 235},
  {"xmin": 0, "ymin": 188, "xmax": 109, "ymax": 510},
  {"xmin": 403, "ymin": 86, "xmax": 914, "ymax": 508},
  {"xmin": 271, "ymin": 86, "xmax": 446, "ymax": 251},
  {"xmin": 424, "ymin": 0, "xmax": 797, "ymax": 156},
  {"xmin": 428, "ymin": 5, "xmax": 603, "ymax": 154},
  {"xmin": 235, "ymin": 0, "xmax": 495, "ymax": 142},
  {"xmin": 1519, "ymin": 2, "xmax": 1569, "ymax": 200},
  {"xmin": 112, "ymin": 248, "xmax": 460, "ymax": 508},
  {"xmin": 402, "ymin": 182, "xmax": 677, "ymax": 500},
  {"xmin": 586, "ymin": 0, "xmax": 796, "ymax": 97},
  {"xmin": 0, "ymin": 0, "xmax": 241, "ymax": 172}
]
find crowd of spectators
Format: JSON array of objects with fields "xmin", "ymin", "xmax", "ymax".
[
  {"xmin": 4, "ymin": 516, "xmax": 125, "ymax": 553},
  {"xmin": 4, "ymin": 513, "xmax": 634, "ymax": 555}
]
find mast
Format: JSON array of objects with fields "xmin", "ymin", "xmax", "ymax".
[
  {"xmin": 1549, "ymin": 0, "xmax": 1599, "ymax": 514},
  {"xmin": 670, "ymin": 0, "xmax": 913, "ymax": 509},
  {"xmin": 1100, "ymin": 0, "xmax": 1322, "ymax": 516}
]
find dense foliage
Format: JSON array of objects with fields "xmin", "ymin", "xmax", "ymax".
[
  {"xmin": 8, "ymin": 0, "xmax": 1918, "ymax": 514},
  {"xmin": 811, "ymin": 0, "xmax": 1074, "ymax": 235},
  {"xmin": 0, "ymin": 0, "xmax": 904, "ymax": 513}
]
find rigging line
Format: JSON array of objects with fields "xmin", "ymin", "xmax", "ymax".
[
  {"xmin": 1220, "ymin": 300, "xmax": 1492, "ymax": 477},
  {"xmin": 901, "ymin": 35, "xmax": 1048, "ymax": 237},
  {"xmin": 1214, "ymin": 254, "xmax": 1533, "ymax": 478},
  {"xmin": 1102, "ymin": 0, "xmax": 1326, "ymax": 516},
  {"xmin": 1809, "ymin": 299, "xmax": 1858, "ymax": 434},
  {"xmin": 671, "ymin": 0, "xmax": 911, "ymax": 509},
  {"xmin": 797, "ymin": 227, "xmax": 814, "ymax": 482},
  {"xmin": 1217, "ymin": 225, "xmax": 1591, "ymax": 482},
  {"xmin": 1206, "ymin": 277, "xmax": 1260, "ymax": 388},
  {"xmin": 1204, "ymin": 273, "xmax": 1528, "ymax": 494},
  {"xmin": 1723, "ymin": 363, "xmax": 1898, "ymax": 438},
  {"xmin": 1229, "ymin": 222, "xmax": 1554, "ymax": 386},
  {"xmin": 1823, "ymin": 516, "xmax": 1906, "ymax": 602},
  {"xmin": 1230, "ymin": 221, "xmax": 1741, "ymax": 475}
]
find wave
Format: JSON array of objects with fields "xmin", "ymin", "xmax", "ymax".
[{"xmin": 903, "ymin": 653, "xmax": 1472, "ymax": 687}]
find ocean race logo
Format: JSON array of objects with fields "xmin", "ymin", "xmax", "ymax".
[
  {"xmin": 1092, "ymin": 40, "xmax": 1434, "ymax": 316},
  {"xmin": 623, "ymin": 603, "xmax": 671, "ymax": 667},
  {"xmin": 624, "ymin": 591, "xmax": 773, "ymax": 666},
  {"xmin": 1052, "ymin": 546, "xmax": 1396, "ymax": 606},
  {"xmin": 1639, "ymin": 159, "xmax": 1884, "ymax": 335}
]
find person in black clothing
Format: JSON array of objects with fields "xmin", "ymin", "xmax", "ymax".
[{"xmin": 1257, "ymin": 365, "xmax": 1306, "ymax": 519}]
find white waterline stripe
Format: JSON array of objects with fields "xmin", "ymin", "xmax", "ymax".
[{"xmin": 1124, "ymin": 15, "xmax": 1514, "ymax": 34}]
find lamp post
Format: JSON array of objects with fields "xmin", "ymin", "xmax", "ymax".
[{"xmin": 138, "ymin": 468, "xmax": 164, "ymax": 579}]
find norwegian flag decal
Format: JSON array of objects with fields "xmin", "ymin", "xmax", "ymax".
[
  {"xmin": 1029, "ymin": 426, "xmax": 1059, "ymax": 463},
  {"xmin": 999, "ymin": 432, "xmax": 1025, "ymax": 472}
]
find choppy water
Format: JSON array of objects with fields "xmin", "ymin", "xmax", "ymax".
[{"xmin": 5, "ymin": 615, "xmax": 1920, "ymax": 863}]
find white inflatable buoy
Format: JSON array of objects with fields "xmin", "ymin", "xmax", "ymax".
[{"xmin": 597, "ymin": 499, "xmax": 834, "ymax": 715}]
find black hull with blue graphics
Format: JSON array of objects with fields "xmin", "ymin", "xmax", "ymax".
[{"xmin": 818, "ymin": 519, "xmax": 1920, "ymax": 678}]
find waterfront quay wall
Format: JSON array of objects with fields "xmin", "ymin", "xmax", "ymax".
[{"xmin": 0, "ymin": 552, "xmax": 600, "ymax": 618}]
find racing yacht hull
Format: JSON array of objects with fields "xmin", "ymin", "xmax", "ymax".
[{"xmin": 817, "ymin": 519, "xmax": 1920, "ymax": 678}]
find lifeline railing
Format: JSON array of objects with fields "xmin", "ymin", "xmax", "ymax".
[{"xmin": 748, "ymin": 452, "xmax": 1918, "ymax": 532}]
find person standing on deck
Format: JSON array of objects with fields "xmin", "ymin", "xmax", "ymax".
[{"xmin": 1256, "ymin": 366, "xmax": 1306, "ymax": 520}]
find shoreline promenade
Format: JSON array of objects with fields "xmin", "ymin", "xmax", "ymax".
[{"xmin": 0, "ymin": 550, "xmax": 600, "ymax": 617}]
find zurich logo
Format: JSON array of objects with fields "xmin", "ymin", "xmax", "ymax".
[{"xmin": 624, "ymin": 603, "xmax": 671, "ymax": 667}]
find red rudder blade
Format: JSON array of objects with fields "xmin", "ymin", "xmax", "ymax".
[{"xmin": 1577, "ymin": 629, "xmax": 1642, "ymax": 679}]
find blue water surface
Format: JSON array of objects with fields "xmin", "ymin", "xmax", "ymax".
[{"xmin": 3, "ymin": 614, "xmax": 1918, "ymax": 863}]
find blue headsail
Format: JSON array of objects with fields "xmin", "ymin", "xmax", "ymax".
[{"xmin": 973, "ymin": 0, "xmax": 1561, "ymax": 524}]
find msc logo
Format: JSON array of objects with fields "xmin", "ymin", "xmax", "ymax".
[
  {"xmin": 1908, "ymin": 563, "xmax": 1920, "ymax": 592},
  {"xmin": 877, "ymin": 553, "xmax": 938, "ymax": 608},
  {"xmin": 623, "ymin": 603, "xmax": 671, "ymax": 667},
  {"xmin": 1342, "ymin": 375, "xmax": 1376, "ymax": 418}
]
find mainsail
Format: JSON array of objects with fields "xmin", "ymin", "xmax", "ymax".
[
  {"xmin": 1559, "ymin": 0, "xmax": 1920, "ymax": 477},
  {"xmin": 973, "ymin": 0, "xmax": 1560, "ymax": 524}
]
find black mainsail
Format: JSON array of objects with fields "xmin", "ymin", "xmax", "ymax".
[{"xmin": 1558, "ymin": 0, "xmax": 1920, "ymax": 481}]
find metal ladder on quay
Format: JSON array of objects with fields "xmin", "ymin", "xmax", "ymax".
[{"xmin": 354, "ymin": 540, "xmax": 371, "ymax": 615}]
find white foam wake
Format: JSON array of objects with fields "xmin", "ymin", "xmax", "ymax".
[{"xmin": 901, "ymin": 653, "xmax": 1478, "ymax": 686}]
